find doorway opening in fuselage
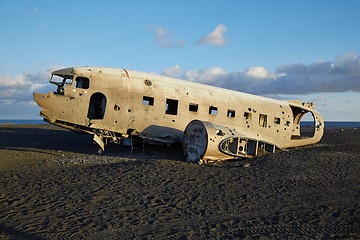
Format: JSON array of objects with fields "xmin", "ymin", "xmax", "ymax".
[
  {"xmin": 299, "ymin": 112, "xmax": 316, "ymax": 138},
  {"xmin": 290, "ymin": 106, "xmax": 315, "ymax": 139},
  {"xmin": 88, "ymin": 92, "xmax": 107, "ymax": 120}
]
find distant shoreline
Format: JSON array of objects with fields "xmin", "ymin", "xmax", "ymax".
[{"xmin": 0, "ymin": 119, "xmax": 359, "ymax": 128}]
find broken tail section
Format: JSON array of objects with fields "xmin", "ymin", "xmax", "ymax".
[{"xmin": 183, "ymin": 120, "xmax": 279, "ymax": 164}]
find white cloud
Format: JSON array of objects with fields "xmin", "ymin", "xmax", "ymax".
[
  {"xmin": 155, "ymin": 27, "xmax": 185, "ymax": 49},
  {"xmin": 196, "ymin": 24, "xmax": 227, "ymax": 46},
  {"xmin": 0, "ymin": 68, "xmax": 59, "ymax": 119},
  {"xmin": 162, "ymin": 65, "xmax": 181, "ymax": 77},
  {"xmin": 182, "ymin": 52, "xmax": 360, "ymax": 95},
  {"xmin": 185, "ymin": 67, "xmax": 227, "ymax": 84},
  {"xmin": 244, "ymin": 66, "xmax": 274, "ymax": 79},
  {"xmin": 0, "ymin": 68, "xmax": 54, "ymax": 102},
  {"xmin": 0, "ymin": 75, "xmax": 30, "ymax": 88}
]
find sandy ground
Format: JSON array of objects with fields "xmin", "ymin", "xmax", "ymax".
[{"xmin": 0, "ymin": 124, "xmax": 359, "ymax": 239}]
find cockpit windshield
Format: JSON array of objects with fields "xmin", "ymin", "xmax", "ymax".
[
  {"xmin": 48, "ymin": 68, "xmax": 75, "ymax": 95},
  {"xmin": 49, "ymin": 74, "xmax": 73, "ymax": 95}
]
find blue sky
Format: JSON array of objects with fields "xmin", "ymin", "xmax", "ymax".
[{"xmin": 0, "ymin": 0, "xmax": 359, "ymax": 121}]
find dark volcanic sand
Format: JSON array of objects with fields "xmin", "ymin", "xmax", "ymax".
[{"xmin": 0, "ymin": 124, "xmax": 359, "ymax": 239}]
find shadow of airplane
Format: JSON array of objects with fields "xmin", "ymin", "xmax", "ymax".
[{"xmin": 0, "ymin": 124, "xmax": 184, "ymax": 161}]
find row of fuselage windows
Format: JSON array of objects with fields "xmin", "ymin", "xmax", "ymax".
[
  {"xmin": 74, "ymin": 77, "xmax": 289, "ymax": 127},
  {"xmin": 143, "ymin": 96, "xmax": 287, "ymax": 127}
]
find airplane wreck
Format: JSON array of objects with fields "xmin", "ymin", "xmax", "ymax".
[{"xmin": 33, "ymin": 67, "xmax": 324, "ymax": 164}]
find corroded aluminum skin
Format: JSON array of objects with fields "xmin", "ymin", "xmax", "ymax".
[{"xmin": 33, "ymin": 67, "xmax": 324, "ymax": 161}]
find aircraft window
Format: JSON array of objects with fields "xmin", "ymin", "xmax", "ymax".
[
  {"xmin": 274, "ymin": 117, "xmax": 281, "ymax": 124},
  {"xmin": 65, "ymin": 79, "xmax": 72, "ymax": 85},
  {"xmin": 143, "ymin": 96, "xmax": 154, "ymax": 106},
  {"xmin": 75, "ymin": 77, "xmax": 89, "ymax": 89},
  {"xmin": 209, "ymin": 106, "xmax": 218, "ymax": 115},
  {"xmin": 227, "ymin": 109, "xmax": 235, "ymax": 118},
  {"xmin": 244, "ymin": 112, "xmax": 252, "ymax": 120},
  {"xmin": 189, "ymin": 103, "xmax": 198, "ymax": 112},
  {"xmin": 259, "ymin": 114, "xmax": 267, "ymax": 127},
  {"xmin": 50, "ymin": 75, "xmax": 73, "ymax": 84},
  {"xmin": 166, "ymin": 99, "xmax": 178, "ymax": 115}
]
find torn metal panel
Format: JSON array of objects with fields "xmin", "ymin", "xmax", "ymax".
[{"xmin": 93, "ymin": 134, "xmax": 104, "ymax": 151}]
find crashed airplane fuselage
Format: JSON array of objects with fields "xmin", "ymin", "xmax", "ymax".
[{"xmin": 33, "ymin": 67, "xmax": 324, "ymax": 163}]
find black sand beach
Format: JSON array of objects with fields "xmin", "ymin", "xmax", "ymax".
[{"xmin": 0, "ymin": 124, "xmax": 359, "ymax": 239}]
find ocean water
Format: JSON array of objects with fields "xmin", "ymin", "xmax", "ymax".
[
  {"xmin": 0, "ymin": 119, "xmax": 47, "ymax": 125},
  {"xmin": 301, "ymin": 121, "xmax": 360, "ymax": 128},
  {"xmin": 0, "ymin": 119, "xmax": 359, "ymax": 128}
]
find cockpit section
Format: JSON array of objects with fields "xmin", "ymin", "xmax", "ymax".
[
  {"xmin": 48, "ymin": 68, "xmax": 90, "ymax": 95},
  {"xmin": 49, "ymin": 74, "xmax": 73, "ymax": 95},
  {"xmin": 34, "ymin": 67, "xmax": 96, "ymax": 126},
  {"xmin": 48, "ymin": 68, "xmax": 74, "ymax": 95}
]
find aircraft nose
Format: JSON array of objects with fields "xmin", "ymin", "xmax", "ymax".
[
  {"xmin": 33, "ymin": 92, "xmax": 53, "ymax": 121},
  {"xmin": 33, "ymin": 92, "xmax": 43, "ymax": 107}
]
